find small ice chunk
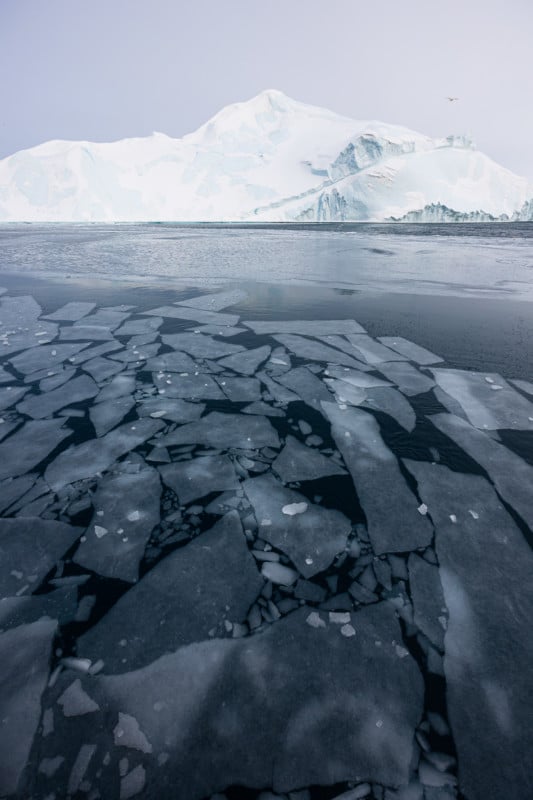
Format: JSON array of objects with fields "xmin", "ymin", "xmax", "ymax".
[
  {"xmin": 329, "ymin": 612, "xmax": 351, "ymax": 625},
  {"xmin": 57, "ymin": 679, "xmax": 99, "ymax": 716},
  {"xmin": 261, "ymin": 562, "xmax": 299, "ymax": 586},
  {"xmin": 114, "ymin": 712, "xmax": 152, "ymax": 753},
  {"xmin": 282, "ymin": 502, "xmax": 308, "ymax": 516},
  {"xmin": 306, "ymin": 611, "xmax": 326, "ymax": 628},
  {"xmin": 418, "ymin": 504, "xmax": 428, "ymax": 515},
  {"xmin": 340, "ymin": 624, "xmax": 356, "ymax": 637},
  {"xmin": 67, "ymin": 744, "xmax": 96, "ymax": 795}
]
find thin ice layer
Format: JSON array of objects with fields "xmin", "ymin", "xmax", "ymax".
[
  {"xmin": 431, "ymin": 413, "xmax": 533, "ymax": 531},
  {"xmin": 43, "ymin": 302, "xmax": 96, "ymax": 321},
  {"xmin": 176, "ymin": 289, "xmax": 248, "ymax": 311},
  {"xmin": 0, "ymin": 295, "xmax": 58, "ymax": 356},
  {"xmin": 273, "ymin": 334, "xmax": 365, "ymax": 369},
  {"xmin": 17, "ymin": 375, "xmax": 99, "ymax": 419},
  {"xmin": 78, "ymin": 512, "xmax": 263, "ymax": 672},
  {"xmin": 345, "ymin": 335, "xmax": 407, "ymax": 365},
  {"xmin": 377, "ymin": 362, "xmax": 435, "ymax": 397},
  {"xmin": 363, "ymin": 387, "xmax": 416, "ymax": 432},
  {"xmin": 378, "ymin": 336, "xmax": 443, "ymax": 365},
  {"xmin": 152, "ymin": 371, "xmax": 225, "ymax": 400},
  {"xmin": 403, "ymin": 460, "xmax": 533, "ymax": 800},
  {"xmin": 162, "ymin": 332, "xmax": 244, "ymax": 359},
  {"xmin": 84, "ymin": 603, "xmax": 422, "ymax": 798},
  {"xmin": 431, "ymin": 369, "xmax": 533, "ymax": 430},
  {"xmin": 407, "ymin": 554, "xmax": 445, "ymax": 649},
  {"xmin": 144, "ymin": 306, "xmax": 239, "ymax": 326},
  {"xmin": 272, "ymin": 435, "xmax": 346, "ymax": 483},
  {"xmin": 243, "ymin": 473, "xmax": 350, "ymax": 577},
  {"xmin": 276, "ymin": 367, "xmax": 332, "ymax": 411},
  {"xmin": 153, "ymin": 411, "xmax": 279, "ymax": 451},
  {"xmin": 0, "ymin": 517, "xmax": 82, "ymax": 598},
  {"xmin": 0, "ymin": 619, "xmax": 57, "ymax": 796},
  {"xmin": 89, "ymin": 396, "xmax": 135, "ymax": 437},
  {"xmin": 159, "ymin": 455, "xmax": 238, "ymax": 504},
  {"xmin": 0, "ymin": 418, "xmax": 72, "ymax": 481},
  {"xmin": 218, "ymin": 345, "xmax": 271, "ymax": 376},
  {"xmin": 243, "ymin": 319, "xmax": 366, "ymax": 335},
  {"xmin": 9, "ymin": 342, "xmax": 90, "ymax": 376},
  {"xmin": 45, "ymin": 418, "xmax": 165, "ymax": 490},
  {"xmin": 321, "ymin": 403, "xmax": 432, "ymax": 554},
  {"xmin": 74, "ymin": 464, "xmax": 162, "ymax": 583}
]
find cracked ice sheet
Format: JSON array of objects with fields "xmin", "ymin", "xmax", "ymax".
[
  {"xmin": 137, "ymin": 397, "xmax": 205, "ymax": 423},
  {"xmin": 431, "ymin": 413, "xmax": 533, "ymax": 531},
  {"xmin": 272, "ymin": 435, "xmax": 346, "ymax": 483},
  {"xmin": 42, "ymin": 302, "xmax": 96, "ymax": 321},
  {"xmin": 74, "ymin": 463, "xmax": 161, "ymax": 583},
  {"xmin": 344, "ymin": 334, "xmax": 408, "ymax": 365},
  {"xmin": 0, "ymin": 619, "xmax": 57, "ymax": 796},
  {"xmin": 45, "ymin": 418, "xmax": 165, "ymax": 491},
  {"xmin": 82, "ymin": 356, "xmax": 124, "ymax": 382},
  {"xmin": 218, "ymin": 345, "xmax": 271, "ymax": 376},
  {"xmin": 431, "ymin": 369, "xmax": 533, "ymax": 430},
  {"xmin": 217, "ymin": 376, "xmax": 262, "ymax": 402},
  {"xmin": 152, "ymin": 371, "xmax": 225, "ymax": 400},
  {"xmin": 243, "ymin": 319, "xmax": 366, "ymax": 335},
  {"xmin": 363, "ymin": 387, "xmax": 417, "ymax": 432},
  {"xmin": 0, "ymin": 384, "xmax": 30, "ymax": 411},
  {"xmin": 0, "ymin": 418, "xmax": 72, "ymax": 481},
  {"xmin": 78, "ymin": 512, "xmax": 263, "ymax": 673},
  {"xmin": 58, "ymin": 324, "xmax": 116, "ymax": 341},
  {"xmin": 243, "ymin": 473, "xmax": 350, "ymax": 577},
  {"xmin": 66, "ymin": 340, "xmax": 122, "ymax": 365},
  {"xmin": 175, "ymin": 288, "xmax": 248, "ymax": 311},
  {"xmin": 89, "ymin": 396, "xmax": 135, "ymax": 437},
  {"xmin": 162, "ymin": 332, "xmax": 244, "ymax": 359},
  {"xmin": 0, "ymin": 518, "xmax": 82, "ymax": 598},
  {"xmin": 321, "ymin": 403, "xmax": 432, "ymax": 554},
  {"xmin": 153, "ymin": 411, "xmax": 279, "ymax": 451},
  {"xmin": 144, "ymin": 351, "xmax": 198, "ymax": 373},
  {"xmin": 113, "ymin": 317, "xmax": 163, "ymax": 336},
  {"xmin": 275, "ymin": 366, "xmax": 332, "ymax": 411},
  {"xmin": 0, "ymin": 295, "xmax": 58, "ymax": 355},
  {"xmin": 96, "ymin": 374, "xmax": 136, "ymax": 403},
  {"xmin": 402, "ymin": 460, "xmax": 533, "ymax": 800},
  {"xmin": 159, "ymin": 455, "xmax": 238, "ymax": 504},
  {"xmin": 272, "ymin": 334, "xmax": 366, "ymax": 369},
  {"xmin": 377, "ymin": 336, "xmax": 444, "ymax": 365},
  {"xmin": 144, "ymin": 305, "xmax": 239, "ymax": 326},
  {"xmin": 73, "ymin": 309, "xmax": 131, "ymax": 331},
  {"xmin": 377, "ymin": 361, "xmax": 435, "ymax": 397},
  {"xmin": 17, "ymin": 375, "xmax": 99, "ymax": 419},
  {"xmin": 9, "ymin": 342, "xmax": 90, "ymax": 375},
  {"xmin": 75, "ymin": 603, "xmax": 422, "ymax": 799}
]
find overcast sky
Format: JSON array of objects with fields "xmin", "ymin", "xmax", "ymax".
[{"xmin": 1, "ymin": 0, "xmax": 531, "ymax": 179}]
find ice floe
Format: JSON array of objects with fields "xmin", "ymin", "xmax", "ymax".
[
  {"xmin": 175, "ymin": 289, "xmax": 248, "ymax": 311},
  {"xmin": 243, "ymin": 319, "xmax": 366, "ymax": 335},
  {"xmin": 162, "ymin": 331, "xmax": 245, "ymax": 359},
  {"xmin": 377, "ymin": 336, "xmax": 444, "ymax": 365},
  {"xmin": 144, "ymin": 305, "xmax": 239, "ymax": 326},
  {"xmin": 154, "ymin": 411, "xmax": 279, "ymax": 451},
  {"xmin": 89, "ymin": 396, "xmax": 136, "ymax": 437},
  {"xmin": 275, "ymin": 366, "xmax": 332, "ymax": 411},
  {"xmin": 218, "ymin": 344, "xmax": 271, "ymax": 375},
  {"xmin": 272, "ymin": 435, "xmax": 346, "ymax": 483},
  {"xmin": 9, "ymin": 342, "xmax": 90, "ymax": 375},
  {"xmin": 363, "ymin": 386, "xmax": 417, "ymax": 432},
  {"xmin": 0, "ymin": 418, "xmax": 72, "ymax": 481},
  {"xmin": 273, "ymin": 334, "xmax": 365, "ymax": 368},
  {"xmin": 17, "ymin": 374, "xmax": 99, "ymax": 419},
  {"xmin": 43, "ymin": 301, "xmax": 96, "ymax": 321},
  {"xmin": 159, "ymin": 455, "xmax": 238, "ymax": 504},
  {"xmin": 377, "ymin": 361, "xmax": 435, "ymax": 396}
]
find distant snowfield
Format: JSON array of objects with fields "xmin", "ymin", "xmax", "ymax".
[{"xmin": 0, "ymin": 89, "xmax": 532, "ymax": 222}]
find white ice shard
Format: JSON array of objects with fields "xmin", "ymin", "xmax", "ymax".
[
  {"xmin": 243, "ymin": 473, "xmax": 350, "ymax": 577},
  {"xmin": 431, "ymin": 369, "xmax": 533, "ymax": 430},
  {"xmin": 272, "ymin": 435, "xmax": 346, "ymax": 483},
  {"xmin": 325, "ymin": 366, "xmax": 391, "ymax": 389},
  {"xmin": 82, "ymin": 356, "xmax": 124, "ymax": 382},
  {"xmin": 321, "ymin": 403, "xmax": 432, "ymax": 553},
  {"xmin": 9, "ymin": 342, "xmax": 90, "ymax": 375},
  {"xmin": 0, "ymin": 295, "xmax": 58, "ymax": 356},
  {"xmin": 324, "ymin": 378, "xmax": 366, "ymax": 406}
]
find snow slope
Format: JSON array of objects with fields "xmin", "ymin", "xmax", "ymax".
[{"xmin": 0, "ymin": 89, "xmax": 531, "ymax": 222}]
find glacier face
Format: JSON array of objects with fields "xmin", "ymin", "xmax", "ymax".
[{"xmin": 0, "ymin": 89, "xmax": 531, "ymax": 222}]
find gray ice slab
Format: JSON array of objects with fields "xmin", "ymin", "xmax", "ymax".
[
  {"xmin": 45, "ymin": 418, "xmax": 165, "ymax": 491},
  {"xmin": 145, "ymin": 351, "xmax": 198, "ymax": 373},
  {"xmin": 153, "ymin": 371, "xmax": 225, "ymax": 400},
  {"xmin": 78, "ymin": 512, "xmax": 263, "ymax": 672},
  {"xmin": 0, "ymin": 418, "xmax": 21, "ymax": 443},
  {"xmin": 0, "ymin": 418, "xmax": 72, "ymax": 481},
  {"xmin": 243, "ymin": 473, "xmax": 350, "ymax": 577},
  {"xmin": 73, "ymin": 309, "xmax": 130, "ymax": 331},
  {"xmin": 272, "ymin": 435, "xmax": 346, "ymax": 483},
  {"xmin": 431, "ymin": 369, "xmax": 533, "ymax": 430},
  {"xmin": 257, "ymin": 371, "xmax": 299, "ymax": 403},
  {"xmin": 66, "ymin": 340, "xmax": 122, "ymax": 364},
  {"xmin": 108, "ymin": 342, "xmax": 160, "ymax": 364},
  {"xmin": 127, "ymin": 331, "xmax": 159, "ymax": 346},
  {"xmin": 43, "ymin": 302, "xmax": 96, "ymax": 322},
  {"xmin": 273, "ymin": 334, "xmax": 364, "ymax": 369},
  {"xmin": 58, "ymin": 324, "xmax": 116, "ymax": 341},
  {"xmin": 431, "ymin": 413, "xmax": 533, "ymax": 531},
  {"xmin": 137, "ymin": 397, "xmax": 205, "ymax": 423},
  {"xmin": 82, "ymin": 357, "xmax": 123, "ymax": 382},
  {"xmin": 243, "ymin": 319, "xmax": 366, "ymax": 335},
  {"xmin": 316, "ymin": 335, "xmax": 374, "ymax": 367},
  {"xmin": 276, "ymin": 367, "xmax": 332, "ymax": 411},
  {"xmin": 114, "ymin": 317, "xmax": 163, "ymax": 336},
  {"xmin": 0, "ymin": 587, "xmax": 77, "ymax": 630},
  {"xmin": 363, "ymin": 387, "xmax": 417, "ymax": 432},
  {"xmin": 217, "ymin": 376, "xmax": 262, "ymax": 402},
  {"xmin": 39, "ymin": 366, "xmax": 76, "ymax": 393},
  {"xmin": 323, "ymin": 378, "xmax": 366, "ymax": 406},
  {"xmin": 377, "ymin": 362, "xmax": 435, "ymax": 397},
  {"xmin": 510, "ymin": 378, "xmax": 533, "ymax": 397},
  {"xmin": 0, "ymin": 384, "xmax": 30, "ymax": 411},
  {"xmin": 96, "ymin": 373, "xmax": 136, "ymax": 403},
  {"xmin": 17, "ymin": 375, "xmax": 99, "ymax": 419},
  {"xmin": 407, "ymin": 554, "xmax": 445, "ymax": 649},
  {"xmin": 378, "ymin": 336, "xmax": 444, "ymax": 365},
  {"xmin": 218, "ymin": 345, "xmax": 271, "ymax": 376},
  {"xmin": 242, "ymin": 401, "xmax": 285, "ymax": 418},
  {"xmin": 0, "ymin": 474, "xmax": 36, "ymax": 514},
  {"xmin": 0, "ymin": 365, "xmax": 14, "ymax": 383},
  {"xmin": 0, "ymin": 518, "xmax": 82, "ymax": 598},
  {"xmin": 321, "ymin": 403, "xmax": 432, "ymax": 554},
  {"xmin": 402, "ymin": 460, "xmax": 533, "ymax": 800},
  {"xmin": 162, "ymin": 332, "xmax": 244, "ymax": 359},
  {"xmin": 0, "ymin": 295, "xmax": 58, "ymax": 356},
  {"xmin": 325, "ymin": 366, "xmax": 391, "ymax": 389},
  {"xmin": 144, "ymin": 306, "xmax": 239, "ymax": 326},
  {"xmin": 176, "ymin": 289, "xmax": 248, "ymax": 311},
  {"xmin": 90, "ymin": 395, "xmax": 135, "ymax": 437},
  {"xmin": 154, "ymin": 411, "xmax": 279, "ymax": 451},
  {"xmin": 9, "ymin": 342, "xmax": 90, "ymax": 376},
  {"xmin": 345, "ymin": 335, "xmax": 408, "ymax": 365},
  {"xmin": 432, "ymin": 386, "xmax": 469, "ymax": 422},
  {"xmin": 159, "ymin": 455, "xmax": 238, "ymax": 505},
  {"xmin": 190, "ymin": 324, "xmax": 245, "ymax": 337},
  {"xmin": 74, "ymin": 464, "xmax": 161, "ymax": 583},
  {"xmin": 78, "ymin": 603, "xmax": 422, "ymax": 798},
  {"xmin": 0, "ymin": 619, "xmax": 57, "ymax": 795}
]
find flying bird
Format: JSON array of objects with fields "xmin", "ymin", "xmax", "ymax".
[{"xmin": 446, "ymin": 97, "xmax": 459, "ymax": 102}]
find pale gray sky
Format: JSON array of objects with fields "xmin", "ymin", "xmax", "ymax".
[{"xmin": 1, "ymin": 0, "xmax": 531, "ymax": 179}]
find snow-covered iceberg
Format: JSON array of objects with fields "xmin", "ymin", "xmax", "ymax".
[{"xmin": 0, "ymin": 89, "xmax": 531, "ymax": 222}]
